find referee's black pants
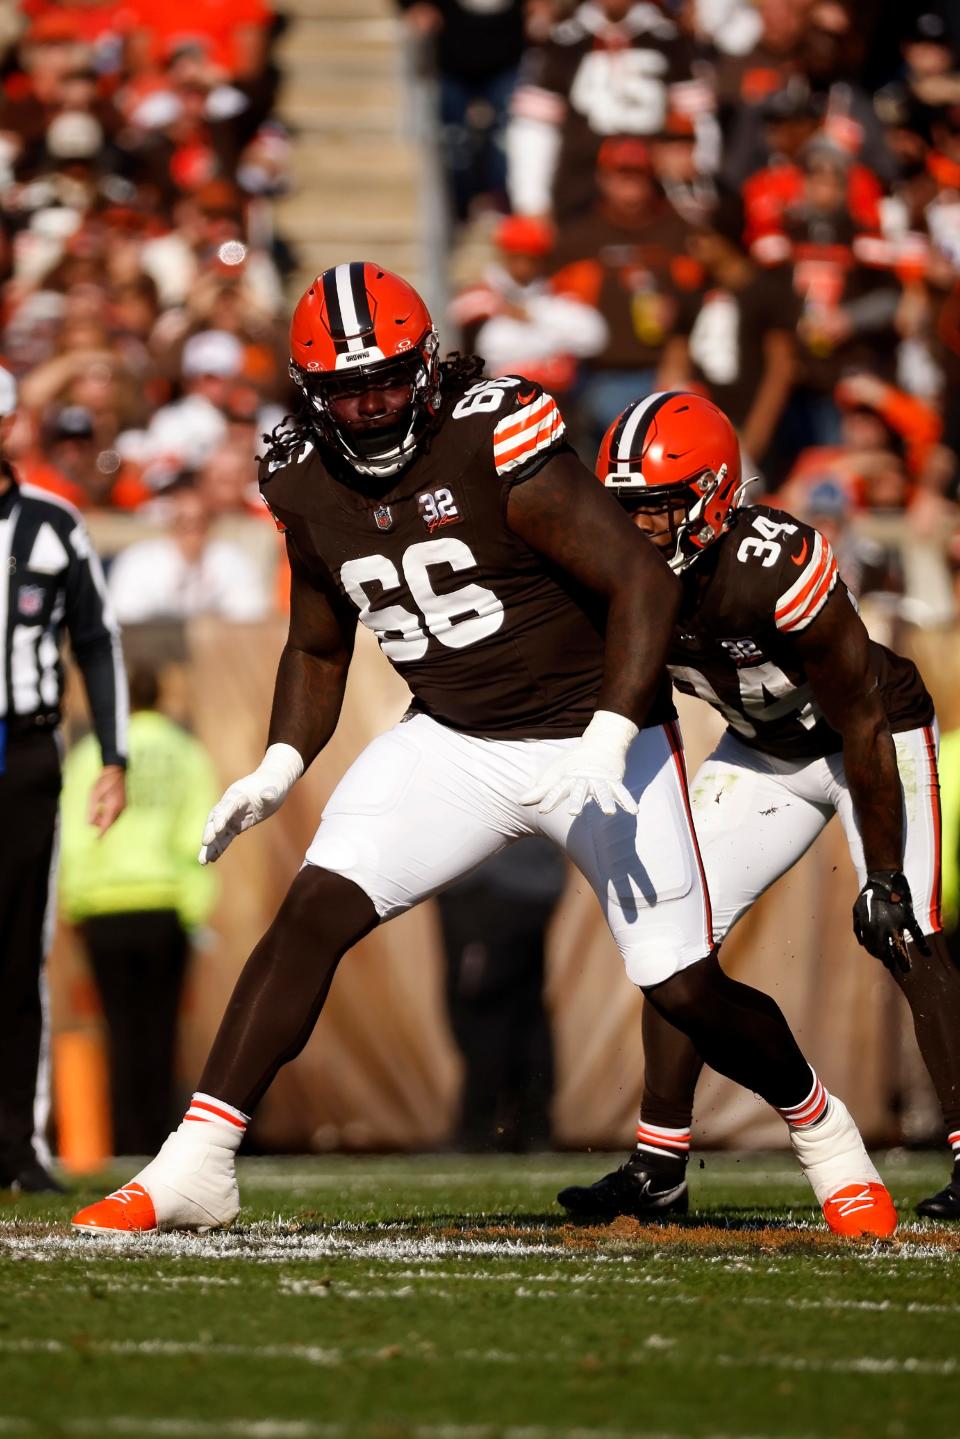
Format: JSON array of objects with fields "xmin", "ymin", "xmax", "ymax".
[
  {"xmin": 437, "ymin": 882, "xmax": 556, "ymax": 1152},
  {"xmin": 79, "ymin": 911, "xmax": 189, "ymax": 1156},
  {"xmin": 0, "ymin": 730, "xmax": 60, "ymax": 1178}
]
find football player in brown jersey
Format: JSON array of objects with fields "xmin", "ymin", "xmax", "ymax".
[
  {"xmin": 75, "ymin": 269, "xmax": 895, "ymax": 1237},
  {"xmin": 558, "ymin": 391, "xmax": 960, "ymax": 1223}
]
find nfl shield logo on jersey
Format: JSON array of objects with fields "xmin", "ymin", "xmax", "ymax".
[
  {"xmin": 373, "ymin": 504, "xmax": 393, "ymax": 532},
  {"xmin": 18, "ymin": 584, "xmax": 44, "ymax": 617}
]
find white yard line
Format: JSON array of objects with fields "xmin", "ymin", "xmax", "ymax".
[
  {"xmin": 0, "ymin": 1337, "xmax": 955, "ymax": 1380},
  {"xmin": 2, "ymin": 1222, "xmax": 957, "ymax": 1266},
  {"xmin": 0, "ymin": 1420, "xmax": 819, "ymax": 1439}
]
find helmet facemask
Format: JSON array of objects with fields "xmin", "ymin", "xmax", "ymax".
[
  {"xmin": 605, "ymin": 464, "xmax": 731, "ymax": 573},
  {"xmin": 291, "ymin": 329, "xmax": 441, "ymax": 480}
]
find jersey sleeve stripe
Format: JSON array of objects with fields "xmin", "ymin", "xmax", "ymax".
[
  {"xmin": 776, "ymin": 554, "xmax": 835, "ymax": 632},
  {"xmin": 494, "ymin": 410, "xmax": 566, "ymax": 473},
  {"xmin": 493, "ymin": 392, "xmax": 554, "ymax": 445},
  {"xmin": 776, "ymin": 554, "xmax": 838, "ymax": 632},
  {"xmin": 774, "ymin": 533, "xmax": 825, "ymax": 616},
  {"xmin": 774, "ymin": 534, "xmax": 837, "ymax": 630},
  {"xmin": 493, "ymin": 409, "xmax": 563, "ymax": 462}
]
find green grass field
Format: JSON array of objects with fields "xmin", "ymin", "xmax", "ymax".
[{"xmin": 1, "ymin": 1151, "xmax": 958, "ymax": 1439}]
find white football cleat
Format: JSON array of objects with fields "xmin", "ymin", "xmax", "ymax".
[
  {"xmin": 72, "ymin": 1126, "xmax": 241, "ymax": 1234},
  {"xmin": 789, "ymin": 1096, "xmax": 897, "ymax": 1238}
]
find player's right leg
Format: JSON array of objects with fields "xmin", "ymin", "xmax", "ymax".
[
  {"xmin": 561, "ymin": 733, "xmax": 833, "ymax": 1220},
  {"xmin": 71, "ymin": 865, "xmax": 378, "ymax": 1233},
  {"xmin": 551, "ymin": 722, "xmax": 895, "ymax": 1237},
  {"xmin": 73, "ymin": 716, "xmax": 526, "ymax": 1235}
]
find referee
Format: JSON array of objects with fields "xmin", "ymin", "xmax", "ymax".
[{"xmin": 0, "ymin": 366, "xmax": 128, "ymax": 1192}]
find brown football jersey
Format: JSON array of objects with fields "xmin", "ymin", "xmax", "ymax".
[
  {"xmin": 668, "ymin": 506, "xmax": 933, "ymax": 761},
  {"xmin": 260, "ymin": 375, "xmax": 675, "ymax": 740},
  {"xmin": 511, "ymin": 6, "xmax": 697, "ymax": 221}
]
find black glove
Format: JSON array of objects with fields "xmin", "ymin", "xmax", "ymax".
[{"xmin": 853, "ymin": 870, "xmax": 931, "ymax": 974}]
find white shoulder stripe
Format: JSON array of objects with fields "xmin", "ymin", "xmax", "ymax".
[
  {"xmin": 492, "ymin": 392, "xmax": 553, "ymax": 441},
  {"xmin": 775, "ymin": 533, "xmax": 825, "ymax": 618}
]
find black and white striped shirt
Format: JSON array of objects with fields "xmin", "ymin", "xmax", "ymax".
[{"xmin": 0, "ymin": 472, "xmax": 128, "ymax": 765}]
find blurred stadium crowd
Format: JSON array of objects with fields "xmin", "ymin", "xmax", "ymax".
[
  {"xmin": 4, "ymin": 0, "xmax": 960, "ymax": 627},
  {"xmin": 0, "ymin": 0, "xmax": 291, "ymax": 623},
  {"xmin": 425, "ymin": 0, "xmax": 960, "ymax": 627},
  {"xmin": 4, "ymin": 0, "xmax": 960, "ymax": 1159}
]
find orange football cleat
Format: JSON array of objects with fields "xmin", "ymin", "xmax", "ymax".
[
  {"xmin": 72, "ymin": 1182, "xmax": 158, "ymax": 1233},
  {"xmin": 821, "ymin": 1182, "xmax": 897, "ymax": 1239}
]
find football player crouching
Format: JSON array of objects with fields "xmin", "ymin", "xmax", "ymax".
[
  {"xmin": 558, "ymin": 392, "xmax": 959, "ymax": 1224},
  {"xmin": 74, "ymin": 270, "xmax": 894, "ymax": 1240}
]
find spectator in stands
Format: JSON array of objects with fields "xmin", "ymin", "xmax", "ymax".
[
  {"xmin": 397, "ymin": 0, "xmax": 527, "ymax": 224},
  {"xmin": 19, "ymin": 325, "xmax": 146, "ymax": 452},
  {"xmin": 721, "ymin": 4, "xmax": 894, "ymax": 193},
  {"xmin": 133, "ymin": 327, "xmax": 242, "ymax": 472},
  {"xmin": 107, "ymin": 480, "xmax": 270, "ymax": 623},
  {"xmin": 550, "ymin": 136, "xmax": 704, "ymax": 444},
  {"xmin": 711, "ymin": 0, "xmax": 808, "ymax": 141},
  {"xmin": 139, "ymin": 179, "xmax": 281, "ymax": 312},
  {"xmin": 899, "ymin": 12, "xmax": 960, "ymax": 109},
  {"xmin": 649, "ymin": 109, "xmax": 717, "ymax": 229},
  {"xmin": 59, "ymin": 662, "xmax": 219, "ymax": 1154},
  {"xmin": 196, "ymin": 440, "xmax": 263, "ymax": 519},
  {"xmin": 507, "ymin": 0, "xmax": 701, "ymax": 221},
  {"xmin": 740, "ymin": 84, "xmax": 882, "ymax": 254},
  {"xmin": 778, "ymin": 372, "xmax": 938, "ymax": 518},
  {"xmin": 151, "ymin": 253, "xmax": 287, "ymax": 400},
  {"xmin": 126, "ymin": 0, "xmax": 276, "ymax": 87},
  {"xmin": 33, "ymin": 404, "xmax": 153, "ymax": 510},
  {"xmin": 661, "ymin": 189, "xmax": 798, "ymax": 477},
  {"xmin": 793, "ymin": 476, "xmax": 902, "ymax": 600},
  {"xmin": 448, "ymin": 213, "xmax": 606, "ymax": 395}
]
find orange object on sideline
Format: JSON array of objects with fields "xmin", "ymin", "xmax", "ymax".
[{"xmin": 53, "ymin": 1030, "xmax": 112, "ymax": 1174}]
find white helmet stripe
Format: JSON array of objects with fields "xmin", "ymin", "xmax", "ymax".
[
  {"xmin": 615, "ymin": 391, "xmax": 670, "ymax": 462},
  {"xmin": 335, "ymin": 264, "xmax": 368, "ymax": 351}
]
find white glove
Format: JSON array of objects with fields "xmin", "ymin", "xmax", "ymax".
[
  {"xmin": 519, "ymin": 710, "xmax": 639, "ymax": 818},
  {"xmin": 198, "ymin": 743, "xmax": 304, "ymax": 865}
]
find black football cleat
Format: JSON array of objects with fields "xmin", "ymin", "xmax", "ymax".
[
  {"xmin": 557, "ymin": 1151, "xmax": 689, "ymax": 1221},
  {"xmin": 916, "ymin": 1168, "xmax": 960, "ymax": 1220}
]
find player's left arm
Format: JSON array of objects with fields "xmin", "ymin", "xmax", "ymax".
[
  {"xmin": 507, "ymin": 447, "xmax": 681, "ymax": 815},
  {"xmin": 507, "ymin": 447, "xmax": 679, "ymax": 724},
  {"xmin": 794, "ymin": 588, "xmax": 928, "ymax": 969}
]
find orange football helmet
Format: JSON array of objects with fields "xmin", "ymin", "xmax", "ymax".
[
  {"xmin": 596, "ymin": 391, "xmax": 743, "ymax": 572},
  {"xmin": 289, "ymin": 261, "xmax": 441, "ymax": 477}
]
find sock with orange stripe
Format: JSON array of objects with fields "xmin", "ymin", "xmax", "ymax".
[
  {"xmin": 634, "ymin": 1121, "xmax": 690, "ymax": 1173},
  {"xmin": 180, "ymin": 1092, "xmax": 249, "ymax": 1152},
  {"xmin": 775, "ymin": 1071, "xmax": 830, "ymax": 1131},
  {"xmin": 950, "ymin": 1130, "xmax": 960, "ymax": 1177}
]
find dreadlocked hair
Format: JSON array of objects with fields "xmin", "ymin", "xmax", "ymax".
[
  {"xmin": 440, "ymin": 352, "xmax": 485, "ymax": 385},
  {"xmin": 258, "ymin": 407, "xmax": 312, "ymax": 469}
]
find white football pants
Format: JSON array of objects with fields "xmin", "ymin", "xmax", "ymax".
[
  {"xmin": 688, "ymin": 723, "xmax": 942, "ymax": 940},
  {"xmin": 306, "ymin": 713, "xmax": 713, "ymax": 987}
]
